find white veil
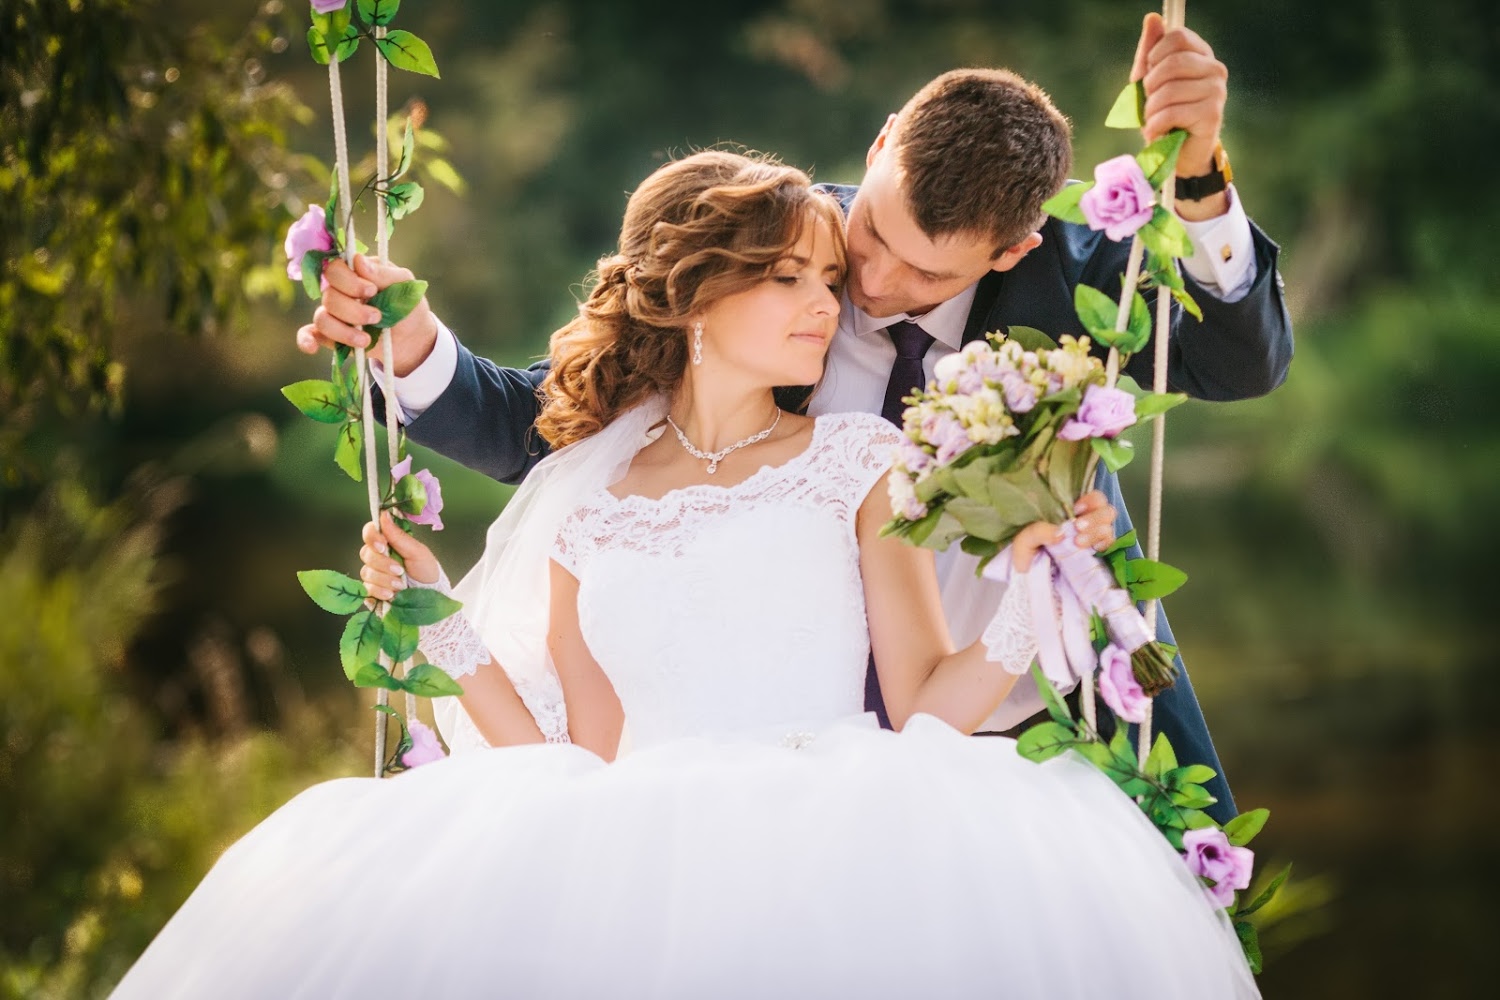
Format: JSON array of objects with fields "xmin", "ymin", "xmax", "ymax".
[{"xmin": 432, "ymin": 394, "xmax": 669, "ymax": 751}]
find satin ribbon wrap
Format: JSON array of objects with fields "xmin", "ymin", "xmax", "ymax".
[{"xmin": 982, "ymin": 522, "xmax": 1175, "ymax": 695}]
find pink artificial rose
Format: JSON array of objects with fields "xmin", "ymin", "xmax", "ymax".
[
  {"xmin": 284, "ymin": 204, "xmax": 334, "ymax": 281},
  {"xmin": 401, "ymin": 719, "xmax": 447, "ymax": 768},
  {"xmin": 391, "ymin": 456, "xmax": 446, "ymax": 530},
  {"xmin": 1097, "ymin": 642, "xmax": 1149, "ymax": 723},
  {"xmin": 1182, "ymin": 827, "xmax": 1254, "ymax": 909},
  {"xmin": 1058, "ymin": 385, "xmax": 1137, "ymax": 441},
  {"xmin": 311, "ymin": 1, "xmax": 349, "ymax": 14},
  {"xmin": 1079, "ymin": 155, "xmax": 1156, "ymax": 241}
]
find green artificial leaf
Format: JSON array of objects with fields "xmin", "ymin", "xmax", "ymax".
[
  {"xmin": 1172, "ymin": 285, "xmax": 1204, "ymax": 322},
  {"xmin": 1088, "ymin": 611, "xmax": 1109, "ymax": 650},
  {"xmin": 391, "ymin": 473, "xmax": 428, "ymax": 517},
  {"xmin": 352, "ymin": 661, "xmax": 402, "ymax": 691},
  {"xmin": 374, "ymin": 704, "xmax": 414, "ymax": 776},
  {"xmin": 1030, "ymin": 662, "xmax": 1073, "ymax": 725},
  {"xmin": 987, "ymin": 469, "xmax": 1061, "ymax": 534},
  {"xmin": 383, "ymin": 180, "xmax": 425, "ymax": 223},
  {"xmin": 922, "ymin": 511, "xmax": 970, "ymax": 552},
  {"xmin": 331, "ymin": 25, "xmax": 360, "ymax": 63},
  {"xmin": 402, "ymin": 663, "xmax": 465, "ymax": 698},
  {"xmin": 380, "ymin": 614, "xmax": 420, "ymax": 664},
  {"xmin": 423, "ymin": 156, "xmax": 466, "ymax": 195},
  {"xmin": 1144, "ymin": 731, "xmax": 1178, "ymax": 778},
  {"xmin": 339, "ymin": 609, "xmax": 385, "ymax": 680},
  {"xmin": 1136, "ymin": 129, "xmax": 1189, "ymax": 189},
  {"xmin": 1040, "ymin": 181, "xmax": 1090, "ymax": 226},
  {"xmin": 1104, "ymin": 80, "xmax": 1146, "ymax": 130},
  {"xmin": 1234, "ymin": 920, "xmax": 1264, "ymax": 975},
  {"xmin": 1137, "ymin": 208, "xmax": 1194, "ymax": 261},
  {"xmin": 1167, "ymin": 764, "xmax": 1219, "ymax": 788},
  {"xmin": 312, "ymin": 5, "xmax": 353, "ymax": 36},
  {"xmin": 364, "ymin": 279, "xmax": 429, "ymax": 331},
  {"xmin": 306, "ymin": 26, "xmax": 331, "ymax": 65},
  {"xmin": 282, "ymin": 379, "xmax": 350, "ymax": 424},
  {"xmin": 1120, "ymin": 289, "xmax": 1152, "ymax": 355},
  {"xmin": 1133, "ymin": 391, "xmax": 1188, "ymax": 420},
  {"xmin": 359, "ymin": 0, "xmax": 402, "ymax": 26},
  {"xmin": 1223, "ymin": 807, "xmax": 1271, "ymax": 847},
  {"xmin": 1016, "ymin": 721, "xmax": 1079, "ymax": 763},
  {"xmin": 300, "ymin": 250, "xmax": 331, "ymax": 299},
  {"xmin": 387, "ymin": 587, "xmax": 463, "ymax": 626},
  {"xmin": 297, "ymin": 570, "xmax": 368, "ymax": 615},
  {"xmin": 394, "ymin": 118, "xmax": 416, "ymax": 179},
  {"xmin": 376, "ymin": 30, "xmax": 440, "ymax": 77},
  {"xmin": 1238, "ymin": 862, "xmax": 1292, "ymax": 918},
  {"xmin": 1124, "ymin": 558, "xmax": 1189, "ymax": 601},
  {"xmin": 946, "ymin": 497, "xmax": 1005, "ymax": 542},
  {"xmin": 331, "ymin": 346, "xmax": 360, "ymax": 410},
  {"xmin": 1044, "ymin": 437, "xmax": 1091, "ymax": 511},
  {"xmin": 950, "ymin": 461, "xmax": 992, "ymax": 502},
  {"xmin": 1108, "ymin": 720, "xmax": 1132, "ymax": 760},
  {"xmin": 1000, "ymin": 325, "xmax": 1059, "ymax": 353},
  {"xmin": 1099, "ymin": 529, "xmax": 1138, "ymax": 559},
  {"xmin": 1090, "ymin": 436, "xmax": 1134, "ymax": 473},
  {"xmin": 959, "ymin": 534, "xmax": 1001, "ymax": 563},
  {"xmin": 1169, "ymin": 785, "xmax": 1218, "ymax": 809},
  {"xmin": 1161, "ymin": 826, "xmax": 1186, "ymax": 851},
  {"xmin": 898, "ymin": 506, "xmax": 943, "ymax": 544},
  {"xmin": 1073, "ymin": 283, "xmax": 1120, "ymax": 341},
  {"xmin": 335, "ymin": 419, "xmax": 363, "ymax": 482}
]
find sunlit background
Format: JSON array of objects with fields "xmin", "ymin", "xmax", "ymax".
[{"xmin": 3, "ymin": 0, "xmax": 1497, "ymax": 995}]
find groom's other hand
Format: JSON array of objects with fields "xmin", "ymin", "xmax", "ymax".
[
  {"xmin": 1130, "ymin": 11, "xmax": 1230, "ymax": 222},
  {"xmin": 296, "ymin": 254, "xmax": 440, "ymax": 377}
]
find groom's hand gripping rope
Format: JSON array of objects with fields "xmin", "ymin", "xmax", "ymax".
[{"xmin": 297, "ymin": 253, "xmax": 440, "ymax": 376}]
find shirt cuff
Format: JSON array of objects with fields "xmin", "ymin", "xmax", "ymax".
[
  {"xmin": 368, "ymin": 317, "xmax": 459, "ymax": 424},
  {"xmin": 1176, "ymin": 184, "xmax": 1257, "ymax": 304}
]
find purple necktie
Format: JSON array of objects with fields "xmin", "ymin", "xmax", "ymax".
[{"xmin": 880, "ymin": 320, "xmax": 935, "ymax": 427}]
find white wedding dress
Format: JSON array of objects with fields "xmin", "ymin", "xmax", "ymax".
[{"xmin": 112, "ymin": 411, "xmax": 1258, "ymax": 999}]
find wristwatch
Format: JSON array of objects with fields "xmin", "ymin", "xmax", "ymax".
[{"xmin": 1175, "ymin": 143, "xmax": 1233, "ymax": 201}]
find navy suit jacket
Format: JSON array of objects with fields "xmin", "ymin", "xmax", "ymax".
[{"xmin": 389, "ymin": 183, "xmax": 1293, "ymax": 824}]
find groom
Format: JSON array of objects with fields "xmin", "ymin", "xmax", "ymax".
[{"xmin": 298, "ymin": 14, "xmax": 1291, "ymax": 824}]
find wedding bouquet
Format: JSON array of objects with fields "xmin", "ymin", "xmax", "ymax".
[{"xmin": 881, "ymin": 328, "xmax": 1184, "ymax": 694}]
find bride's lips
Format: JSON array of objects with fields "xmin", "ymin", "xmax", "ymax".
[{"xmin": 790, "ymin": 331, "xmax": 830, "ymax": 348}]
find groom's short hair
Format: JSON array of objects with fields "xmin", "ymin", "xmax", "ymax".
[{"xmin": 890, "ymin": 69, "xmax": 1072, "ymax": 256}]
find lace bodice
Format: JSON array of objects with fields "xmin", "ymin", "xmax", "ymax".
[{"xmin": 551, "ymin": 411, "xmax": 901, "ymax": 748}]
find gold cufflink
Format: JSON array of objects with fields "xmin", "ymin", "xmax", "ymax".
[{"xmin": 1220, "ymin": 244, "xmax": 1233, "ymax": 263}]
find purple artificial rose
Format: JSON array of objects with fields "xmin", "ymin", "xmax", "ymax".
[
  {"xmin": 284, "ymin": 204, "xmax": 334, "ymax": 281},
  {"xmin": 401, "ymin": 719, "xmax": 447, "ymax": 768},
  {"xmin": 1079, "ymin": 155, "xmax": 1156, "ymax": 242},
  {"xmin": 999, "ymin": 370, "xmax": 1038, "ymax": 413},
  {"xmin": 1182, "ymin": 827, "xmax": 1255, "ymax": 909},
  {"xmin": 311, "ymin": 1, "xmax": 350, "ymax": 14},
  {"xmin": 392, "ymin": 456, "xmax": 446, "ymax": 530},
  {"xmin": 1058, "ymin": 385, "xmax": 1138, "ymax": 441},
  {"xmin": 1097, "ymin": 643, "xmax": 1149, "ymax": 723}
]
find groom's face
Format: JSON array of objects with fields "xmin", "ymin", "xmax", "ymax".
[{"xmin": 845, "ymin": 118, "xmax": 1040, "ymax": 319}]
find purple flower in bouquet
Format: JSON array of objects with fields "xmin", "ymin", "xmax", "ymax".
[
  {"xmin": 1079, "ymin": 155, "xmax": 1156, "ymax": 242},
  {"xmin": 401, "ymin": 719, "xmax": 447, "ymax": 768},
  {"xmin": 1182, "ymin": 827, "xmax": 1254, "ymax": 909},
  {"xmin": 999, "ymin": 370, "xmax": 1038, "ymax": 413},
  {"xmin": 311, "ymin": 0, "xmax": 349, "ymax": 14},
  {"xmin": 1058, "ymin": 385, "xmax": 1137, "ymax": 441},
  {"xmin": 899, "ymin": 438, "xmax": 933, "ymax": 479},
  {"xmin": 1097, "ymin": 642, "xmax": 1149, "ymax": 723},
  {"xmin": 392, "ymin": 456, "xmax": 446, "ymax": 530},
  {"xmin": 922, "ymin": 412, "xmax": 973, "ymax": 466},
  {"xmin": 284, "ymin": 204, "xmax": 334, "ymax": 281}
]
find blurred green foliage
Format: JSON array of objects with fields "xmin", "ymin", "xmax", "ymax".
[{"xmin": 1, "ymin": 0, "xmax": 1497, "ymax": 996}]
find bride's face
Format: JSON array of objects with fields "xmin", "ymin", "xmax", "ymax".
[{"xmin": 695, "ymin": 214, "xmax": 843, "ymax": 389}]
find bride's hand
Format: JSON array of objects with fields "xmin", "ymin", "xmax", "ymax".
[
  {"xmin": 360, "ymin": 512, "xmax": 442, "ymax": 601},
  {"xmin": 1010, "ymin": 490, "xmax": 1117, "ymax": 571}
]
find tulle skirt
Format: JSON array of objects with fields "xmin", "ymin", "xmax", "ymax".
[{"xmin": 111, "ymin": 715, "xmax": 1257, "ymax": 999}]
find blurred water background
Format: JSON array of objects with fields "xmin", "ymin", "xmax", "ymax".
[{"xmin": 3, "ymin": 0, "xmax": 1497, "ymax": 995}]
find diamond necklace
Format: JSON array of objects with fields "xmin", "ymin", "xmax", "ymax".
[{"xmin": 665, "ymin": 408, "xmax": 782, "ymax": 474}]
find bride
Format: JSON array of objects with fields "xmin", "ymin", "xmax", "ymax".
[{"xmin": 112, "ymin": 151, "xmax": 1257, "ymax": 998}]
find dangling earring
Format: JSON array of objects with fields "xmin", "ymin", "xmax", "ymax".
[{"xmin": 692, "ymin": 321, "xmax": 704, "ymax": 366}]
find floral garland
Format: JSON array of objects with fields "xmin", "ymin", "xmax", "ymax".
[{"xmin": 280, "ymin": 1, "xmax": 458, "ymax": 775}]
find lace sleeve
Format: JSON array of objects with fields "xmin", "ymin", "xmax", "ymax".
[
  {"xmin": 829, "ymin": 411, "xmax": 905, "ymax": 511},
  {"xmin": 979, "ymin": 564, "xmax": 1064, "ymax": 677}
]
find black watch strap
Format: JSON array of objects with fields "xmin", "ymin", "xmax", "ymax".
[{"xmin": 1175, "ymin": 144, "xmax": 1232, "ymax": 202}]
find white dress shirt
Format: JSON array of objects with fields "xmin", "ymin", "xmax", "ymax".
[{"xmin": 383, "ymin": 189, "xmax": 1258, "ymax": 731}]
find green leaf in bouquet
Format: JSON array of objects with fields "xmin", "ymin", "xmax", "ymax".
[
  {"xmin": 282, "ymin": 379, "xmax": 350, "ymax": 424},
  {"xmin": 1044, "ymin": 437, "xmax": 1092, "ymax": 511},
  {"xmin": 1144, "ymin": 731, "xmax": 1178, "ymax": 778},
  {"xmin": 335, "ymin": 419, "xmax": 363, "ymax": 482},
  {"xmin": 1237, "ymin": 862, "xmax": 1292, "ymax": 919},
  {"xmin": 401, "ymin": 663, "xmax": 466, "ymax": 698},
  {"xmin": 391, "ymin": 473, "xmax": 428, "ymax": 517},
  {"xmin": 1137, "ymin": 208, "xmax": 1193, "ymax": 262},
  {"xmin": 364, "ymin": 279, "xmax": 429, "ymax": 332},
  {"xmin": 950, "ymin": 460, "xmax": 993, "ymax": 502},
  {"xmin": 1124, "ymin": 558, "xmax": 1188, "ymax": 601},
  {"xmin": 987, "ymin": 469, "xmax": 1058, "ymax": 531},
  {"xmin": 1090, "ymin": 436, "xmax": 1134, "ymax": 473},
  {"xmin": 1108, "ymin": 720, "xmax": 1132, "ymax": 760},
  {"xmin": 352, "ymin": 660, "xmax": 403, "ymax": 691},
  {"xmin": 1233, "ymin": 919, "xmax": 1264, "ymax": 974},
  {"xmin": 921, "ymin": 511, "xmax": 969, "ymax": 552},
  {"xmin": 383, "ymin": 180, "xmax": 425, "ymax": 223},
  {"xmin": 1030, "ymin": 662, "xmax": 1073, "ymax": 725},
  {"xmin": 379, "ymin": 614, "xmax": 420, "ymax": 664},
  {"xmin": 339, "ymin": 609, "xmax": 385, "ymax": 681},
  {"xmin": 900, "ymin": 506, "xmax": 944, "ymax": 545},
  {"xmin": 1223, "ymin": 807, "xmax": 1271, "ymax": 847},
  {"xmin": 1001, "ymin": 325, "xmax": 1060, "ymax": 353},
  {"xmin": 1073, "ymin": 283, "xmax": 1119, "ymax": 341},
  {"xmin": 1040, "ymin": 181, "xmax": 1090, "ymax": 226},
  {"xmin": 376, "ymin": 29, "xmax": 440, "ymax": 78},
  {"xmin": 1104, "ymin": 80, "xmax": 1146, "ymax": 130},
  {"xmin": 960, "ymin": 534, "xmax": 1001, "ymax": 563},
  {"xmin": 1146, "ymin": 250, "xmax": 1188, "ymax": 295},
  {"xmin": 913, "ymin": 473, "xmax": 947, "ymax": 505},
  {"xmin": 946, "ymin": 497, "xmax": 1005, "ymax": 542},
  {"xmin": 1016, "ymin": 721, "xmax": 1080, "ymax": 763},
  {"xmin": 299, "ymin": 570, "xmax": 368, "ymax": 615},
  {"xmin": 359, "ymin": 0, "xmax": 402, "ymax": 26},
  {"xmin": 1135, "ymin": 129, "xmax": 1189, "ymax": 189},
  {"xmin": 387, "ymin": 586, "xmax": 463, "ymax": 627}
]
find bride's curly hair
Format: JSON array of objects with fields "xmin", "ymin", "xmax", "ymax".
[{"xmin": 536, "ymin": 150, "xmax": 846, "ymax": 449}]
